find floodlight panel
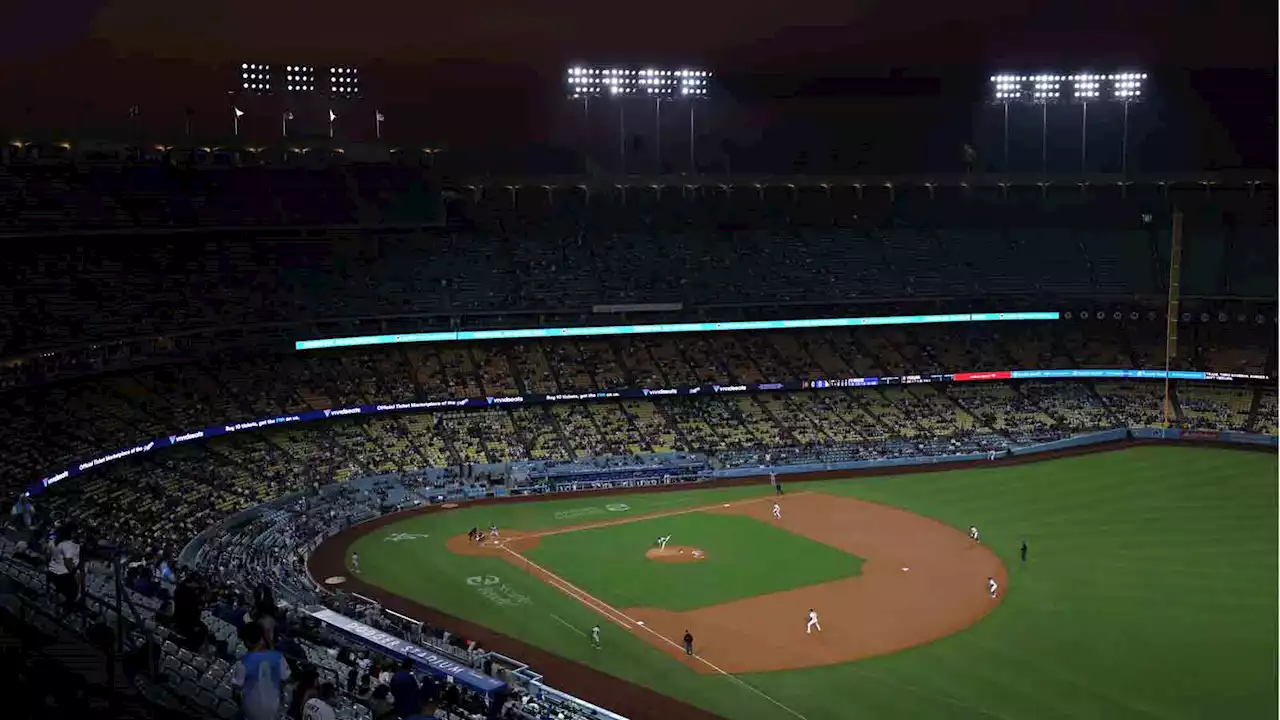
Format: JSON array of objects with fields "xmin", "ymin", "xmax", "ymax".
[
  {"xmin": 567, "ymin": 65, "xmax": 709, "ymax": 98},
  {"xmin": 329, "ymin": 66, "xmax": 361, "ymax": 96},
  {"xmin": 239, "ymin": 63, "xmax": 274, "ymax": 92},
  {"xmin": 989, "ymin": 71, "xmax": 1147, "ymax": 102},
  {"xmin": 285, "ymin": 65, "xmax": 316, "ymax": 92}
]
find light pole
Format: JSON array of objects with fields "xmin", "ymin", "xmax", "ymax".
[
  {"xmin": 1121, "ymin": 101, "xmax": 1130, "ymax": 175},
  {"xmin": 618, "ymin": 98, "xmax": 626, "ymax": 173},
  {"xmin": 654, "ymin": 97, "xmax": 662, "ymax": 172},
  {"xmin": 688, "ymin": 101, "xmax": 696, "ymax": 173},
  {"xmin": 1040, "ymin": 102, "xmax": 1048, "ymax": 174},
  {"xmin": 1002, "ymin": 101, "xmax": 1009, "ymax": 170}
]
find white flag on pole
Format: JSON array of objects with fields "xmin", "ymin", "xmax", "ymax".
[
  {"xmin": 376, "ymin": 111, "xmax": 384, "ymax": 122},
  {"xmin": 329, "ymin": 109, "xmax": 337, "ymax": 122},
  {"xmin": 234, "ymin": 107, "xmax": 244, "ymax": 117}
]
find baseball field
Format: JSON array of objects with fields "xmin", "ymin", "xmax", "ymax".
[{"xmin": 313, "ymin": 445, "xmax": 1278, "ymax": 720}]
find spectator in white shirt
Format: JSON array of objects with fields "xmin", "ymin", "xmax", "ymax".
[
  {"xmin": 46, "ymin": 523, "xmax": 80, "ymax": 610},
  {"xmin": 302, "ymin": 682, "xmax": 338, "ymax": 720}
]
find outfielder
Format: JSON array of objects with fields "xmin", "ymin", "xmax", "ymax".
[
  {"xmin": 988, "ymin": 576, "xmax": 999, "ymax": 599},
  {"xmin": 772, "ymin": 503, "xmax": 782, "ymax": 520},
  {"xmin": 969, "ymin": 525, "xmax": 980, "ymax": 543},
  {"xmin": 806, "ymin": 608, "xmax": 822, "ymax": 634},
  {"xmin": 591, "ymin": 625, "xmax": 601, "ymax": 649}
]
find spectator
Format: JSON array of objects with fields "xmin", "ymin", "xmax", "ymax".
[
  {"xmin": 172, "ymin": 570, "xmax": 210, "ymax": 650},
  {"xmin": 231, "ymin": 622, "xmax": 291, "ymax": 720},
  {"xmin": 402, "ymin": 686, "xmax": 437, "ymax": 720},
  {"xmin": 366, "ymin": 685, "xmax": 396, "ymax": 720},
  {"xmin": 302, "ymin": 681, "xmax": 338, "ymax": 720},
  {"xmin": 346, "ymin": 666, "xmax": 358, "ymax": 693},
  {"xmin": 46, "ymin": 523, "xmax": 80, "ymax": 611},
  {"xmin": 389, "ymin": 658, "xmax": 420, "ymax": 718},
  {"xmin": 290, "ymin": 667, "xmax": 320, "ymax": 720}
]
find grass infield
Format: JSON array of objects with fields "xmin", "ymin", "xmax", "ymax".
[{"xmin": 349, "ymin": 446, "xmax": 1278, "ymax": 720}]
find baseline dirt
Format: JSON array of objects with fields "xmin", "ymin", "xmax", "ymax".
[
  {"xmin": 622, "ymin": 493, "xmax": 1005, "ymax": 673},
  {"xmin": 645, "ymin": 546, "xmax": 706, "ymax": 563},
  {"xmin": 307, "ymin": 438, "xmax": 1263, "ymax": 720}
]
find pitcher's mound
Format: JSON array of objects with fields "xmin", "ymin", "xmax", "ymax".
[{"xmin": 646, "ymin": 546, "xmax": 707, "ymax": 563}]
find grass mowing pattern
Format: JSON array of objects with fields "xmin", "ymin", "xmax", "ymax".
[
  {"xmin": 522, "ymin": 512, "xmax": 865, "ymax": 611},
  {"xmin": 353, "ymin": 446, "xmax": 1277, "ymax": 720}
]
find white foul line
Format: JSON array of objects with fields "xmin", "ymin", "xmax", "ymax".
[
  {"xmin": 520, "ymin": 491, "xmax": 812, "ymax": 541},
  {"xmin": 550, "ymin": 614, "xmax": 588, "ymax": 638},
  {"xmin": 503, "ymin": 545, "xmax": 810, "ymax": 720}
]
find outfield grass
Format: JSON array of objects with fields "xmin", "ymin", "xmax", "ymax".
[
  {"xmin": 351, "ymin": 446, "xmax": 1278, "ymax": 720},
  {"xmin": 522, "ymin": 512, "xmax": 864, "ymax": 611}
]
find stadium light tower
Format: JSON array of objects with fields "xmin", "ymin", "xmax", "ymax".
[
  {"xmin": 989, "ymin": 71, "xmax": 1147, "ymax": 173},
  {"xmin": 567, "ymin": 65, "xmax": 710, "ymax": 173}
]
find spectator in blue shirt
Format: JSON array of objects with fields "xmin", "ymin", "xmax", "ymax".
[
  {"xmin": 231, "ymin": 622, "xmax": 291, "ymax": 720},
  {"xmin": 389, "ymin": 658, "xmax": 420, "ymax": 718}
]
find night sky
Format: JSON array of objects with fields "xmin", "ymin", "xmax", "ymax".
[{"xmin": 1, "ymin": 0, "xmax": 1274, "ymax": 172}]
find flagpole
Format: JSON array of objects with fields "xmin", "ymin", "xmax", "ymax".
[
  {"xmin": 375, "ymin": 111, "xmax": 382, "ymax": 140},
  {"xmin": 233, "ymin": 115, "xmax": 239, "ymax": 137}
]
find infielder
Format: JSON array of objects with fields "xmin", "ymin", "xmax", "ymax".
[
  {"xmin": 656, "ymin": 535, "xmax": 672, "ymax": 551},
  {"xmin": 591, "ymin": 625, "xmax": 601, "ymax": 649},
  {"xmin": 806, "ymin": 608, "xmax": 822, "ymax": 634},
  {"xmin": 350, "ymin": 552, "xmax": 360, "ymax": 574},
  {"xmin": 772, "ymin": 503, "xmax": 782, "ymax": 520},
  {"xmin": 968, "ymin": 525, "xmax": 980, "ymax": 543},
  {"xmin": 988, "ymin": 576, "xmax": 999, "ymax": 599}
]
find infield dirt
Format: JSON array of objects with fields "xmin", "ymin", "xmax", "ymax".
[
  {"xmin": 645, "ymin": 546, "xmax": 707, "ymax": 563},
  {"xmin": 448, "ymin": 491, "xmax": 1006, "ymax": 674}
]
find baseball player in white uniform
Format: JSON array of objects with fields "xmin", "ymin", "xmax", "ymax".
[
  {"xmin": 806, "ymin": 608, "xmax": 821, "ymax": 634},
  {"xmin": 657, "ymin": 535, "xmax": 672, "ymax": 551},
  {"xmin": 988, "ymin": 576, "xmax": 999, "ymax": 599},
  {"xmin": 969, "ymin": 525, "xmax": 980, "ymax": 543},
  {"xmin": 772, "ymin": 503, "xmax": 782, "ymax": 520},
  {"xmin": 591, "ymin": 625, "xmax": 601, "ymax": 649},
  {"xmin": 351, "ymin": 552, "xmax": 360, "ymax": 574}
]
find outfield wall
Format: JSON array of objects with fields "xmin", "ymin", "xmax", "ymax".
[{"xmin": 710, "ymin": 428, "xmax": 1275, "ymax": 480}]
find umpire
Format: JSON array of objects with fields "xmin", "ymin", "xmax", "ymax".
[{"xmin": 683, "ymin": 630, "xmax": 694, "ymax": 656}]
